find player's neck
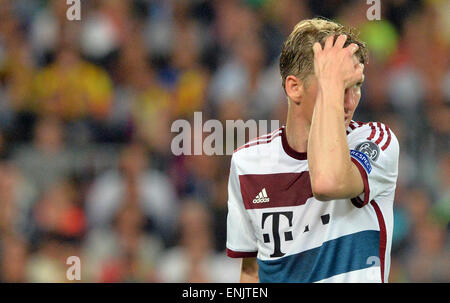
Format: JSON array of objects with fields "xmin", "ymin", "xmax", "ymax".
[{"xmin": 285, "ymin": 108, "xmax": 310, "ymax": 154}]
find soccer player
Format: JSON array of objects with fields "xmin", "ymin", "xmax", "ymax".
[{"xmin": 226, "ymin": 18, "xmax": 399, "ymax": 283}]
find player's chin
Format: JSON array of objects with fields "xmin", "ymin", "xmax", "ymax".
[
  {"xmin": 344, "ymin": 118, "xmax": 351, "ymax": 129},
  {"xmin": 344, "ymin": 114, "xmax": 354, "ymax": 128}
]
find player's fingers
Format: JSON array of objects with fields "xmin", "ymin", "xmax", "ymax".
[
  {"xmin": 347, "ymin": 43, "xmax": 359, "ymax": 56},
  {"xmin": 334, "ymin": 34, "xmax": 347, "ymax": 49},
  {"xmin": 312, "ymin": 42, "xmax": 322, "ymax": 56},
  {"xmin": 324, "ymin": 35, "xmax": 334, "ymax": 50}
]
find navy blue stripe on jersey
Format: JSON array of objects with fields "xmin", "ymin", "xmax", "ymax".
[
  {"xmin": 350, "ymin": 149, "xmax": 372, "ymax": 174},
  {"xmin": 257, "ymin": 230, "xmax": 380, "ymax": 283}
]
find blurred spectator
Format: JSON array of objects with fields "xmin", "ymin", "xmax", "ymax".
[
  {"xmin": 211, "ymin": 163, "xmax": 231, "ymax": 252},
  {"xmin": 209, "ymin": 27, "xmax": 283, "ymax": 121},
  {"xmin": 32, "ymin": 179, "xmax": 85, "ymax": 239},
  {"xmin": 430, "ymin": 154, "xmax": 450, "ymax": 227},
  {"xmin": 124, "ymin": 30, "xmax": 173, "ymax": 153},
  {"xmin": 404, "ymin": 219, "xmax": 450, "ymax": 282},
  {"xmin": 157, "ymin": 200, "xmax": 240, "ymax": 282},
  {"xmin": 32, "ymin": 34, "xmax": 113, "ymax": 122},
  {"xmin": 0, "ymin": 233, "xmax": 28, "ymax": 282},
  {"xmin": 29, "ymin": 0, "xmax": 73, "ymax": 63},
  {"xmin": 25, "ymin": 235, "xmax": 70, "ymax": 283},
  {"xmin": 13, "ymin": 117, "xmax": 72, "ymax": 192},
  {"xmin": 83, "ymin": 203, "xmax": 163, "ymax": 282},
  {"xmin": 0, "ymin": 27, "xmax": 35, "ymax": 130},
  {"xmin": 86, "ymin": 142, "xmax": 178, "ymax": 244},
  {"xmin": 166, "ymin": 15, "xmax": 209, "ymax": 119},
  {"xmin": 0, "ymin": 160, "xmax": 37, "ymax": 237},
  {"xmin": 80, "ymin": 0, "xmax": 130, "ymax": 63}
]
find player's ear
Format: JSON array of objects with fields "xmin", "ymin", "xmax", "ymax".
[{"xmin": 285, "ymin": 75, "xmax": 305, "ymax": 105}]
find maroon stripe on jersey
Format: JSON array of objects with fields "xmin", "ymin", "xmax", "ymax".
[
  {"xmin": 375, "ymin": 122, "xmax": 385, "ymax": 145},
  {"xmin": 350, "ymin": 157, "xmax": 370, "ymax": 208},
  {"xmin": 381, "ymin": 125, "xmax": 392, "ymax": 151},
  {"xmin": 347, "ymin": 121, "xmax": 364, "ymax": 135},
  {"xmin": 347, "ymin": 122, "xmax": 355, "ymax": 135},
  {"xmin": 254, "ymin": 128, "xmax": 281, "ymax": 140},
  {"xmin": 281, "ymin": 127, "xmax": 307, "ymax": 160},
  {"xmin": 239, "ymin": 172, "xmax": 313, "ymax": 210},
  {"xmin": 234, "ymin": 131, "xmax": 281, "ymax": 153},
  {"xmin": 370, "ymin": 200, "xmax": 387, "ymax": 283},
  {"xmin": 351, "ymin": 196, "xmax": 365, "ymax": 208},
  {"xmin": 366, "ymin": 122, "xmax": 377, "ymax": 140},
  {"xmin": 226, "ymin": 248, "xmax": 257, "ymax": 258},
  {"xmin": 257, "ymin": 133, "xmax": 273, "ymax": 140}
]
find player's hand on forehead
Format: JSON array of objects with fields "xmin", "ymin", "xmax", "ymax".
[
  {"xmin": 312, "ymin": 34, "xmax": 364, "ymax": 89},
  {"xmin": 316, "ymin": 34, "xmax": 360, "ymax": 55}
]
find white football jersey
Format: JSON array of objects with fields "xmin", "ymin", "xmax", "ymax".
[{"xmin": 226, "ymin": 121, "xmax": 399, "ymax": 283}]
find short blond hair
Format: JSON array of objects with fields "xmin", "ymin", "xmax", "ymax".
[{"xmin": 279, "ymin": 18, "xmax": 368, "ymax": 89}]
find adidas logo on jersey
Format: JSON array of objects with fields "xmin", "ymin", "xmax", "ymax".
[{"xmin": 253, "ymin": 188, "xmax": 270, "ymax": 203}]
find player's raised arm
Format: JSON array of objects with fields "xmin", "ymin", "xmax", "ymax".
[{"xmin": 308, "ymin": 34, "xmax": 365, "ymax": 201}]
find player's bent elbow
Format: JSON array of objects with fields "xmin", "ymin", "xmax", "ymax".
[
  {"xmin": 312, "ymin": 192, "xmax": 333, "ymax": 201},
  {"xmin": 311, "ymin": 177, "xmax": 346, "ymax": 201},
  {"xmin": 311, "ymin": 183, "xmax": 334, "ymax": 201}
]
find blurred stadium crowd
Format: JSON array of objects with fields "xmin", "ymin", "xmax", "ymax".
[{"xmin": 0, "ymin": 0, "xmax": 448, "ymax": 282}]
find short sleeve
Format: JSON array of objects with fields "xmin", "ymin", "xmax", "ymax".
[
  {"xmin": 226, "ymin": 155, "xmax": 258, "ymax": 258},
  {"xmin": 347, "ymin": 122, "xmax": 399, "ymax": 207}
]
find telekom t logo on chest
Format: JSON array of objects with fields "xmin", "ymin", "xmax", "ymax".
[{"xmin": 262, "ymin": 211, "xmax": 294, "ymax": 258}]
